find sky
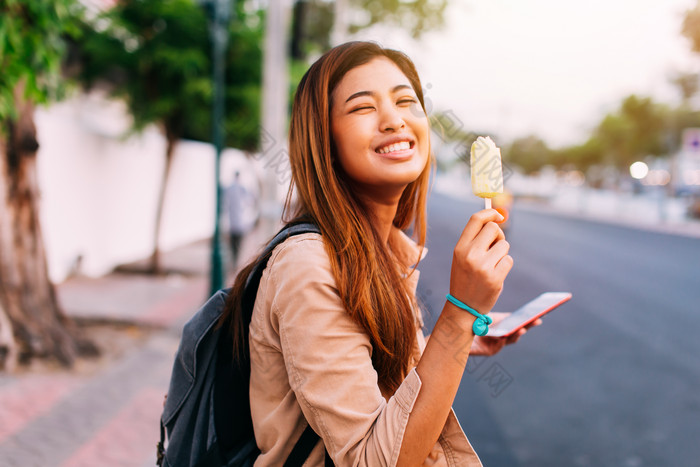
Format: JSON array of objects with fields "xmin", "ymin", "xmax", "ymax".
[{"xmin": 352, "ymin": 0, "xmax": 700, "ymax": 148}]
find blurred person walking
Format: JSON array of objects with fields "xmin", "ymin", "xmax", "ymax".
[{"xmin": 224, "ymin": 170, "xmax": 259, "ymax": 269}]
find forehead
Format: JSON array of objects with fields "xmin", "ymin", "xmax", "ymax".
[{"xmin": 333, "ymin": 57, "xmax": 413, "ymax": 100}]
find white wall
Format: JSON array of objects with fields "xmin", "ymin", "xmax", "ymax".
[{"xmin": 35, "ymin": 91, "xmax": 256, "ymax": 283}]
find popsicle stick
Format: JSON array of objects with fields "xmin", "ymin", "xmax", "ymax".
[{"xmin": 484, "ymin": 198, "xmax": 492, "ymax": 209}]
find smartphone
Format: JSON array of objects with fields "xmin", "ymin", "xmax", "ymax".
[{"xmin": 486, "ymin": 292, "xmax": 572, "ymax": 337}]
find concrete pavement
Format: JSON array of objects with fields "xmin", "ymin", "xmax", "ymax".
[{"xmin": 0, "ymin": 227, "xmax": 268, "ymax": 467}]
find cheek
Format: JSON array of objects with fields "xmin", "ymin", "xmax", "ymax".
[
  {"xmin": 414, "ymin": 112, "xmax": 429, "ymax": 136},
  {"xmin": 330, "ymin": 129, "xmax": 355, "ymax": 177},
  {"xmin": 412, "ymin": 117, "xmax": 430, "ymax": 156},
  {"xmin": 331, "ymin": 125, "xmax": 348, "ymax": 161},
  {"xmin": 333, "ymin": 120, "xmax": 368, "ymax": 161}
]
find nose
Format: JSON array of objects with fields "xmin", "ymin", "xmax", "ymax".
[{"xmin": 379, "ymin": 105, "xmax": 405, "ymax": 132}]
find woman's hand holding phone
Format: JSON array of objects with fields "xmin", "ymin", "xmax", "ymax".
[{"xmin": 470, "ymin": 313, "xmax": 543, "ymax": 356}]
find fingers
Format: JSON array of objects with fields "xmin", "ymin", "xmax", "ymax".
[
  {"xmin": 472, "ymin": 221, "xmax": 505, "ymax": 252},
  {"xmin": 494, "ymin": 253, "xmax": 514, "ymax": 278},
  {"xmin": 488, "ymin": 311, "xmax": 510, "ymax": 325},
  {"xmin": 524, "ymin": 318, "xmax": 543, "ymax": 330},
  {"xmin": 484, "ymin": 239, "xmax": 510, "ymax": 270},
  {"xmin": 503, "ymin": 319, "xmax": 542, "ymax": 345},
  {"xmin": 450, "ymin": 209, "xmax": 511, "ymax": 313},
  {"xmin": 504, "ymin": 329, "xmax": 525, "ymax": 346},
  {"xmin": 478, "ymin": 318, "xmax": 543, "ymax": 354},
  {"xmin": 472, "ymin": 336, "xmax": 506, "ymax": 356},
  {"xmin": 459, "ymin": 209, "xmax": 505, "ymax": 244},
  {"xmin": 494, "ymin": 207, "xmax": 508, "ymax": 224},
  {"xmin": 457, "ymin": 214, "xmax": 509, "ymax": 274}
]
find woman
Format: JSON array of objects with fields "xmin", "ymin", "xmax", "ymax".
[{"xmin": 225, "ymin": 41, "xmax": 532, "ymax": 466}]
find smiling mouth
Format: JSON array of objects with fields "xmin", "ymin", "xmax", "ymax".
[{"xmin": 375, "ymin": 141, "xmax": 414, "ymax": 154}]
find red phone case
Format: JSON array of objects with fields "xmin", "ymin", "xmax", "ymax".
[{"xmin": 487, "ymin": 292, "xmax": 572, "ymax": 337}]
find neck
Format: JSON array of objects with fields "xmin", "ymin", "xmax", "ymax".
[{"xmin": 354, "ymin": 189, "xmax": 401, "ymax": 244}]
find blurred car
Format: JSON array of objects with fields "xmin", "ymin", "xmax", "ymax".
[
  {"xmin": 689, "ymin": 194, "xmax": 700, "ymax": 219},
  {"xmin": 492, "ymin": 190, "xmax": 513, "ymax": 233}
]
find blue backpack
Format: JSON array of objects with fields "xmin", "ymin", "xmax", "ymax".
[{"xmin": 157, "ymin": 222, "xmax": 329, "ymax": 467}]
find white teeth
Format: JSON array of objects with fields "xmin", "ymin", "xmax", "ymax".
[{"xmin": 377, "ymin": 141, "xmax": 411, "ymax": 154}]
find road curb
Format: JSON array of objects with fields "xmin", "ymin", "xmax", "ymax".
[{"xmin": 513, "ymin": 199, "xmax": 700, "ymax": 239}]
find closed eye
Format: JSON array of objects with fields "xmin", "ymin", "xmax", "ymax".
[
  {"xmin": 350, "ymin": 106, "xmax": 375, "ymax": 113},
  {"xmin": 397, "ymin": 98, "xmax": 418, "ymax": 106}
]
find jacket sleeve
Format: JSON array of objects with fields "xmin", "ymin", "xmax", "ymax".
[{"xmin": 266, "ymin": 235, "xmax": 423, "ymax": 466}]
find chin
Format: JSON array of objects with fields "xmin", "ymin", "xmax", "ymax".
[{"xmin": 384, "ymin": 170, "xmax": 425, "ymax": 189}]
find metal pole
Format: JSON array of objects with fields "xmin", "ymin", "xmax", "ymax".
[
  {"xmin": 209, "ymin": 0, "xmax": 230, "ymax": 296},
  {"xmin": 260, "ymin": 0, "xmax": 292, "ymax": 235}
]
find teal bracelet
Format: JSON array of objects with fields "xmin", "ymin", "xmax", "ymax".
[{"xmin": 445, "ymin": 294, "xmax": 493, "ymax": 336}]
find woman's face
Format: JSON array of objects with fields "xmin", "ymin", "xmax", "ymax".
[{"xmin": 330, "ymin": 57, "xmax": 430, "ymax": 199}]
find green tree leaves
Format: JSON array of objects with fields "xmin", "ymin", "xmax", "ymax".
[
  {"xmin": 350, "ymin": 0, "xmax": 447, "ymax": 38},
  {"xmin": 72, "ymin": 0, "xmax": 265, "ymax": 150},
  {"xmin": 505, "ymin": 135, "xmax": 552, "ymax": 175},
  {"xmin": 0, "ymin": 0, "xmax": 79, "ymax": 124},
  {"xmin": 75, "ymin": 0, "xmax": 211, "ymax": 138},
  {"xmin": 502, "ymin": 95, "xmax": 693, "ymax": 175}
]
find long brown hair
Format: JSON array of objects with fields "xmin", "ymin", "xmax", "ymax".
[{"xmin": 225, "ymin": 41, "xmax": 432, "ymax": 394}]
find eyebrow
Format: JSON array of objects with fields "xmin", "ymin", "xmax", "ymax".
[{"xmin": 344, "ymin": 84, "xmax": 413, "ymax": 103}]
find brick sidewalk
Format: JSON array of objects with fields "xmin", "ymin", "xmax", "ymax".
[{"xmin": 0, "ymin": 230, "xmax": 269, "ymax": 466}]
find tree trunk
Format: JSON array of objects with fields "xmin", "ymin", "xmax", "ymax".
[
  {"xmin": 147, "ymin": 131, "xmax": 177, "ymax": 274},
  {"xmin": 0, "ymin": 84, "xmax": 95, "ymax": 371},
  {"xmin": 291, "ymin": 0, "xmax": 308, "ymax": 60}
]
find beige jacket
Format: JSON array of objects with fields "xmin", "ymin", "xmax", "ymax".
[{"xmin": 249, "ymin": 230, "xmax": 482, "ymax": 466}]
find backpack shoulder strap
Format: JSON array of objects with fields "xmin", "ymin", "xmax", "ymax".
[
  {"xmin": 240, "ymin": 222, "xmax": 321, "ymax": 319},
  {"xmin": 243, "ymin": 222, "xmax": 327, "ymax": 466}
]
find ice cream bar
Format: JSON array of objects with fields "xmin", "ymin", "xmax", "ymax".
[{"xmin": 470, "ymin": 136, "xmax": 503, "ymax": 208}]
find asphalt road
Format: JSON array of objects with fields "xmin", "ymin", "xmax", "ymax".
[{"xmin": 416, "ymin": 192, "xmax": 700, "ymax": 467}]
